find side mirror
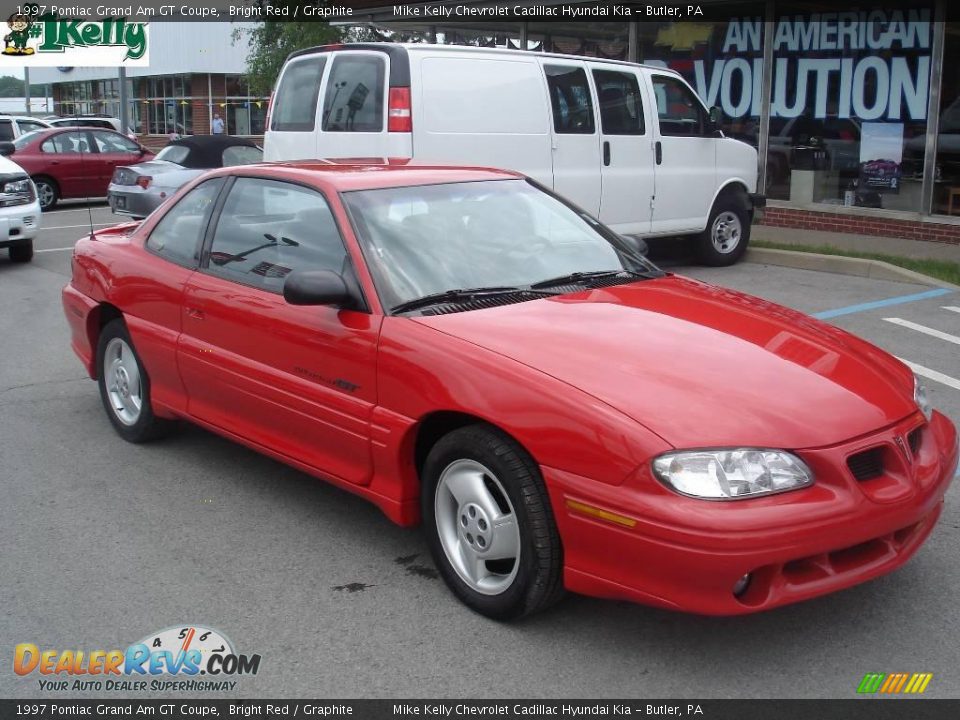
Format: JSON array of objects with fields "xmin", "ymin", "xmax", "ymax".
[
  {"xmin": 709, "ymin": 106, "xmax": 723, "ymax": 126},
  {"xmin": 0, "ymin": 141, "xmax": 15, "ymax": 157},
  {"xmin": 283, "ymin": 269, "xmax": 352, "ymax": 307},
  {"xmin": 620, "ymin": 234, "xmax": 649, "ymax": 257}
]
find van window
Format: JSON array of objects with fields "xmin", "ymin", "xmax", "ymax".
[
  {"xmin": 0, "ymin": 120, "xmax": 13, "ymax": 140},
  {"xmin": 322, "ymin": 55, "xmax": 385, "ymax": 133},
  {"xmin": 545, "ymin": 65, "xmax": 595, "ymax": 135},
  {"xmin": 272, "ymin": 55, "xmax": 327, "ymax": 132},
  {"xmin": 592, "ymin": 70, "xmax": 645, "ymax": 135},
  {"xmin": 652, "ymin": 75, "xmax": 708, "ymax": 137}
]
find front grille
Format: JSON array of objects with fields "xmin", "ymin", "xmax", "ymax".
[
  {"xmin": 908, "ymin": 426, "xmax": 923, "ymax": 456},
  {"xmin": 847, "ymin": 447, "xmax": 884, "ymax": 481}
]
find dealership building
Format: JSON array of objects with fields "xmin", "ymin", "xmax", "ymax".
[{"xmin": 32, "ymin": 2, "xmax": 960, "ymax": 243}]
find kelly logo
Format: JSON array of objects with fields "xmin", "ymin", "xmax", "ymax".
[{"xmin": 857, "ymin": 672, "xmax": 933, "ymax": 694}]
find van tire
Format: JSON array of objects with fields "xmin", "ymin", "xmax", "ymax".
[
  {"xmin": 697, "ymin": 191, "xmax": 751, "ymax": 266},
  {"xmin": 8, "ymin": 240, "xmax": 33, "ymax": 263}
]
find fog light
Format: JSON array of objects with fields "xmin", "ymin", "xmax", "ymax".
[{"xmin": 733, "ymin": 573, "xmax": 752, "ymax": 597}]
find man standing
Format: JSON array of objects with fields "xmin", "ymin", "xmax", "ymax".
[{"xmin": 211, "ymin": 112, "xmax": 224, "ymax": 134}]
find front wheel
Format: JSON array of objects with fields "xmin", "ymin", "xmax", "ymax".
[
  {"xmin": 8, "ymin": 240, "xmax": 32, "ymax": 263},
  {"xmin": 96, "ymin": 319, "xmax": 174, "ymax": 442},
  {"xmin": 696, "ymin": 192, "xmax": 751, "ymax": 266},
  {"xmin": 34, "ymin": 178, "xmax": 58, "ymax": 211},
  {"xmin": 421, "ymin": 425, "xmax": 564, "ymax": 620}
]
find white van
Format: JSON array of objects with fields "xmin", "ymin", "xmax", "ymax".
[{"xmin": 264, "ymin": 44, "xmax": 764, "ymax": 265}]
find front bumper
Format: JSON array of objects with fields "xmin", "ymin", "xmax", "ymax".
[
  {"xmin": 0, "ymin": 198, "xmax": 41, "ymax": 246},
  {"xmin": 548, "ymin": 411, "xmax": 958, "ymax": 615}
]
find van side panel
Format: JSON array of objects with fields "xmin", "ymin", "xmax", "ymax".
[{"xmin": 412, "ymin": 54, "xmax": 553, "ymax": 187}]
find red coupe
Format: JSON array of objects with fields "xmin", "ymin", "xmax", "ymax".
[
  {"xmin": 62, "ymin": 161, "xmax": 958, "ymax": 620},
  {"xmin": 9, "ymin": 127, "xmax": 153, "ymax": 210}
]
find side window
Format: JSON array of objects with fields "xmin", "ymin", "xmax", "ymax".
[
  {"xmin": 42, "ymin": 131, "xmax": 90, "ymax": 153},
  {"xmin": 145, "ymin": 178, "xmax": 223, "ymax": 267},
  {"xmin": 0, "ymin": 120, "xmax": 13, "ymax": 141},
  {"xmin": 322, "ymin": 55, "xmax": 385, "ymax": 133},
  {"xmin": 92, "ymin": 130, "xmax": 138, "ymax": 153},
  {"xmin": 652, "ymin": 75, "xmax": 708, "ymax": 137},
  {"xmin": 207, "ymin": 178, "xmax": 347, "ymax": 294},
  {"xmin": 271, "ymin": 55, "xmax": 327, "ymax": 132},
  {"xmin": 544, "ymin": 65, "xmax": 595, "ymax": 134},
  {"xmin": 17, "ymin": 120, "xmax": 46, "ymax": 134},
  {"xmin": 593, "ymin": 70, "xmax": 645, "ymax": 135}
]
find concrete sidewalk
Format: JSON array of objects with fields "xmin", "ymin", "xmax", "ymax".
[{"xmin": 753, "ymin": 225, "xmax": 960, "ymax": 263}]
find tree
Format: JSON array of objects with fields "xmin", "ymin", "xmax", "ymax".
[
  {"xmin": 0, "ymin": 75, "xmax": 44, "ymax": 98},
  {"xmin": 234, "ymin": 2, "xmax": 342, "ymax": 95}
]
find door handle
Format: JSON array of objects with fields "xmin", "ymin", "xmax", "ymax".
[
  {"xmin": 603, "ymin": 141, "xmax": 610, "ymax": 167},
  {"xmin": 185, "ymin": 307, "xmax": 205, "ymax": 320},
  {"xmin": 655, "ymin": 141, "xmax": 662, "ymax": 165}
]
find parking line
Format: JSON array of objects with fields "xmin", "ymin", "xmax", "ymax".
[
  {"xmin": 35, "ymin": 246, "xmax": 75, "ymax": 254},
  {"xmin": 943, "ymin": 306, "xmax": 960, "ymax": 315},
  {"xmin": 896, "ymin": 358, "xmax": 960, "ymax": 392},
  {"xmin": 884, "ymin": 318, "xmax": 960, "ymax": 347},
  {"xmin": 43, "ymin": 223, "xmax": 115, "ymax": 230},
  {"xmin": 812, "ymin": 288, "xmax": 952, "ymax": 320}
]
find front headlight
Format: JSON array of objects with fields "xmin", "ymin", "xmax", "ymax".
[
  {"xmin": 3, "ymin": 179, "xmax": 32, "ymax": 194},
  {"xmin": 652, "ymin": 449, "xmax": 814, "ymax": 500},
  {"xmin": 914, "ymin": 374, "xmax": 933, "ymax": 421}
]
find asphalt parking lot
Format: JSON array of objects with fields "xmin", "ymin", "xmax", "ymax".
[{"xmin": 2, "ymin": 204, "xmax": 959, "ymax": 699}]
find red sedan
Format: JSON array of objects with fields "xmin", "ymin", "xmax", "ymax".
[
  {"xmin": 61, "ymin": 162, "xmax": 958, "ymax": 620},
  {"xmin": 9, "ymin": 127, "xmax": 153, "ymax": 210}
]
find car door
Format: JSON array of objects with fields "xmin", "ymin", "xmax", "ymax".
[
  {"xmin": 587, "ymin": 63, "xmax": 655, "ymax": 235},
  {"xmin": 90, "ymin": 130, "xmax": 143, "ymax": 192},
  {"xmin": 40, "ymin": 131, "xmax": 95, "ymax": 199},
  {"xmin": 649, "ymin": 73, "xmax": 718, "ymax": 234},
  {"xmin": 265, "ymin": 53, "xmax": 329, "ymax": 161},
  {"xmin": 541, "ymin": 61, "xmax": 602, "ymax": 217},
  {"xmin": 177, "ymin": 176, "xmax": 380, "ymax": 485}
]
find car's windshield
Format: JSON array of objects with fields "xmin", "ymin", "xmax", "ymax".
[
  {"xmin": 13, "ymin": 131, "xmax": 42, "ymax": 150},
  {"xmin": 342, "ymin": 179, "xmax": 659, "ymax": 310},
  {"xmin": 155, "ymin": 145, "xmax": 190, "ymax": 165}
]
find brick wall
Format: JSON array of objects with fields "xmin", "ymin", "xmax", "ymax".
[{"xmin": 758, "ymin": 205, "xmax": 960, "ymax": 245}]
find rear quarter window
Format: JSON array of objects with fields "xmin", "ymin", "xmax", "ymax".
[{"xmin": 272, "ymin": 55, "xmax": 327, "ymax": 132}]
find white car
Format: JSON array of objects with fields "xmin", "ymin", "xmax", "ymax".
[
  {"xmin": 0, "ymin": 145, "xmax": 41, "ymax": 263},
  {"xmin": 265, "ymin": 43, "xmax": 764, "ymax": 265},
  {"xmin": 47, "ymin": 116, "xmax": 137, "ymax": 140},
  {"xmin": 0, "ymin": 115, "xmax": 51, "ymax": 141}
]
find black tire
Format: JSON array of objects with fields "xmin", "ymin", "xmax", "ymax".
[
  {"xmin": 8, "ymin": 240, "xmax": 33, "ymax": 263},
  {"xmin": 96, "ymin": 318, "xmax": 175, "ymax": 443},
  {"xmin": 421, "ymin": 425, "xmax": 565, "ymax": 620},
  {"xmin": 34, "ymin": 177, "xmax": 59, "ymax": 211},
  {"xmin": 696, "ymin": 191, "xmax": 751, "ymax": 267}
]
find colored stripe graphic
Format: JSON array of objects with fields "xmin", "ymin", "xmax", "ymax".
[{"xmin": 857, "ymin": 672, "xmax": 932, "ymax": 694}]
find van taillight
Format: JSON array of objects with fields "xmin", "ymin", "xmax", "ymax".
[{"xmin": 388, "ymin": 87, "xmax": 412, "ymax": 132}]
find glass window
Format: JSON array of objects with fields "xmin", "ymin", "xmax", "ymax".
[
  {"xmin": 272, "ymin": 55, "xmax": 326, "ymax": 132},
  {"xmin": 155, "ymin": 145, "xmax": 190, "ymax": 165},
  {"xmin": 42, "ymin": 131, "xmax": 91, "ymax": 153},
  {"xmin": 207, "ymin": 178, "xmax": 347, "ymax": 294},
  {"xmin": 544, "ymin": 65, "xmax": 595, "ymax": 134},
  {"xmin": 221, "ymin": 146, "xmax": 263, "ymax": 166},
  {"xmin": 91, "ymin": 130, "xmax": 139, "ymax": 153},
  {"xmin": 322, "ymin": 55, "xmax": 385, "ymax": 133},
  {"xmin": 146, "ymin": 178, "xmax": 224, "ymax": 267},
  {"xmin": 593, "ymin": 69, "xmax": 645, "ymax": 135},
  {"xmin": 652, "ymin": 75, "xmax": 708, "ymax": 137},
  {"xmin": 0, "ymin": 120, "xmax": 13, "ymax": 141},
  {"xmin": 17, "ymin": 120, "xmax": 47, "ymax": 134},
  {"xmin": 932, "ymin": 22, "xmax": 960, "ymax": 215}
]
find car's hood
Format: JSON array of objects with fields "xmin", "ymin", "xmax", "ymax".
[{"xmin": 414, "ymin": 275, "xmax": 916, "ymax": 449}]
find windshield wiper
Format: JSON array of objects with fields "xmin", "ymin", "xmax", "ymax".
[
  {"xmin": 530, "ymin": 269, "xmax": 653, "ymax": 290},
  {"xmin": 391, "ymin": 286, "xmax": 553, "ymax": 314}
]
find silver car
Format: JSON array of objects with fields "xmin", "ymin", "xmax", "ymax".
[{"xmin": 107, "ymin": 135, "xmax": 262, "ymax": 218}]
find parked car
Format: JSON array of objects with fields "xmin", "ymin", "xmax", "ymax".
[
  {"xmin": 7, "ymin": 127, "xmax": 153, "ymax": 210},
  {"xmin": 62, "ymin": 161, "xmax": 957, "ymax": 620},
  {"xmin": 264, "ymin": 44, "xmax": 764, "ymax": 265},
  {"xmin": 0, "ymin": 143, "xmax": 41, "ymax": 262},
  {"xmin": 0, "ymin": 115, "xmax": 51, "ymax": 140},
  {"xmin": 108, "ymin": 135, "xmax": 262, "ymax": 218},
  {"xmin": 46, "ymin": 115, "xmax": 137, "ymax": 140}
]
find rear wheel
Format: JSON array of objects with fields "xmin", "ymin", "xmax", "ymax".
[
  {"xmin": 696, "ymin": 191, "xmax": 751, "ymax": 266},
  {"xmin": 421, "ymin": 425, "xmax": 564, "ymax": 620},
  {"xmin": 8, "ymin": 240, "xmax": 33, "ymax": 263},
  {"xmin": 34, "ymin": 177, "xmax": 58, "ymax": 211},
  {"xmin": 96, "ymin": 319, "xmax": 174, "ymax": 443}
]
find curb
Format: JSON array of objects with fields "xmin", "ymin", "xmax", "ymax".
[{"xmin": 744, "ymin": 247, "xmax": 960, "ymax": 291}]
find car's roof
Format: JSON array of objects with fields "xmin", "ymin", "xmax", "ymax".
[{"xmin": 206, "ymin": 159, "xmax": 525, "ymax": 191}]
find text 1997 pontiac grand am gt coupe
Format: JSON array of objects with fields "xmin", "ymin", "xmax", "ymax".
[{"xmin": 62, "ymin": 161, "xmax": 958, "ymax": 620}]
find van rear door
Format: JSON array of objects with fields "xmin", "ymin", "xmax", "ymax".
[
  {"xmin": 586, "ymin": 62, "xmax": 655, "ymax": 235},
  {"xmin": 540, "ymin": 61, "xmax": 601, "ymax": 217},
  {"xmin": 264, "ymin": 53, "xmax": 328, "ymax": 161}
]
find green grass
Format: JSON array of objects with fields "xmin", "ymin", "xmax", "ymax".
[{"xmin": 752, "ymin": 240, "xmax": 960, "ymax": 286}]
